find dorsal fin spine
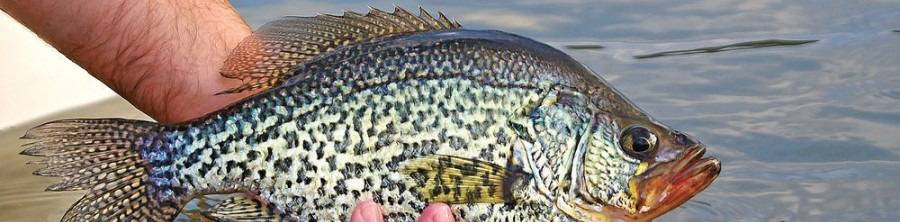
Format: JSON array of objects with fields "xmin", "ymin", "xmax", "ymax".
[
  {"xmin": 437, "ymin": 12, "xmax": 454, "ymax": 28},
  {"xmin": 372, "ymin": 8, "xmax": 417, "ymax": 31},
  {"xmin": 393, "ymin": 7, "xmax": 429, "ymax": 29}
]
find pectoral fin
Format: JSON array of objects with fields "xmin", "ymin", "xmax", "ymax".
[
  {"xmin": 201, "ymin": 195, "xmax": 282, "ymax": 222},
  {"xmin": 401, "ymin": 155, "xmax": 529, "ymax": 204}
]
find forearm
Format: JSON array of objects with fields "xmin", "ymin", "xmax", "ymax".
[{"xmin": 0, "ymin": 0, "xmax": 253, "ymax": 123}]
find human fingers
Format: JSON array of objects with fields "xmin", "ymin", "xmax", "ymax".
[{"xmin": 350, "ymin": 200, "xmax": 385, "ymax": 222}]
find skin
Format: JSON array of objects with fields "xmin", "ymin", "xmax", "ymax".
[{"xmin": 0, "ymin": 0, "xmax": 450, "ymax": 221}]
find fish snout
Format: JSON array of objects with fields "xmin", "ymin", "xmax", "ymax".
[{"xmin": 631, "ymin": 138, "xmax": 720, "ymax": 220}]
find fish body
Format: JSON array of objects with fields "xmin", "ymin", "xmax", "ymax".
[
  {"xmin": 167, "ymin": 29, "xmax": 624, "ymax": 221},
  {"xmin": 21, "ymin": 7, "xmax": 720, "ymax": 222}
]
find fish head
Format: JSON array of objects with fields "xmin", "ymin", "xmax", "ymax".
[{"xmin": 561, "ymin": 112, "xmax": 721, "ymax": 221}]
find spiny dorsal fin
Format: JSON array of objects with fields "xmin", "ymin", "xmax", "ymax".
[
  {"xmin": 218, "ymin": 6, "xmax": 462, "ymax": 94},
  {"xmin": 401, "ymin": 155, "xmax": 529, "ymax": 204},
  {"xmin": 201, "ymin": 195, "xmax": 283, "ymax": 222}
]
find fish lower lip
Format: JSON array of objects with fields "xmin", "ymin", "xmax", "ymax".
[{"xmin": 634, "ymin": 147, "xmax": 721, "ymax": 219}]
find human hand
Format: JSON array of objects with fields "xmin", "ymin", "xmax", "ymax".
[
  {"xmin": 351, "ymin": 200, "xmax": 455, "ymax": 222},
  {"xmin": 0, "ymin": 0, "xmax": 255, "ymax": 124}
]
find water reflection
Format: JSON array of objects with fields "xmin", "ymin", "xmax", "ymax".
[
  {"xmin": 2, "ymin": 0, "xmax": 900, "ymax": 221},
  {"xmin": 633, "ymin": 39, "xmax": 817, "ymax": 59},
  {"xmin": 564, "ymin": 43, "xmax": 605, "ymax": 50}
]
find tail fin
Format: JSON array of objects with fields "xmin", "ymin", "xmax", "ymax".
[{"xmin": 21, "ymin": 118, "xmax": 185, "ymax": 221}]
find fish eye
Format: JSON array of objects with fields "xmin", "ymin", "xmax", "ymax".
[{"xmin": 620, "ymin": 126, "xmax": 658, "ymax": 158}]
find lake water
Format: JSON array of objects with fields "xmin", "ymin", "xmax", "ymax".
[{"xmin": 2, "ymin": 0, "xmax": 899, "ymax": 221}]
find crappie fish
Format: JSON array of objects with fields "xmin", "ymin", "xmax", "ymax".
[{"xmin": 20, "ymin": 7, "xmax": 720, "ymax": 222}]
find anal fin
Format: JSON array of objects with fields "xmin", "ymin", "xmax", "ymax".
[
  {"xmin": 201, "ymin": 195, "xmax": 283, "ymax": 222},
  {"xmin": 401, "ymin": 155, "xmax": 529, "ymax": 204}
]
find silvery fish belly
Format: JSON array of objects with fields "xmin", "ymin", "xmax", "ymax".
[{"xmin": 19, "ymin": 7, "xmax": 720, "ymax": 222}]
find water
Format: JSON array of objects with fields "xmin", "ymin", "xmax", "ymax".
[{"xmin": 2, "ymin": 0, "xmax": 899, "ymax": 221}]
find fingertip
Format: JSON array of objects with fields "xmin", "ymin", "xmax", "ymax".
[
  {"xmin": 351, "ymin": 200, "xmax": 384, "ymax": 222},
  {"xmin": 418, "ymin": 203, "xmax": 454, "ymax": 222}
]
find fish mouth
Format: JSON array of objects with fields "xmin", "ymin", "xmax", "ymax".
[{"xmin": 632, "ymin": 146, "xmax": 721, "ymax": 219}]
